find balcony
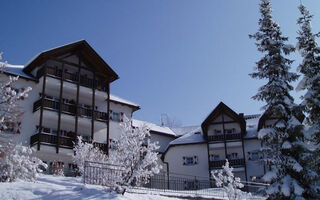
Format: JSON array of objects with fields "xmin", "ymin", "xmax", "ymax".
[
  {"xmin": 30, "ymin": 132, "xmax": 108, "ymax": 153},
  {"xmin": 37, "ymin": 66, "xmax": 107, "ymax": 92},
  {"xmin": 208, "ymin": 133, "xmax": 242, "ymax": 142},
  {"xmin": 33, "ymin": 98, "xmax": 108, "ymax": 122},
  {"xmin": 209, "ymin": 158, "xmax": 245, "ymax": 169}
]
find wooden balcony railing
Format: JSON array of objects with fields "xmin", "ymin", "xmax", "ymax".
[
  {"xmin": 208, "ymin": 133, "xmax": 242, "ymax": 142},
  {"xmin": 37, "ymin": 66, "xmax": 107, "ymax": 92},
  {"xmin": 33, "ymin": 98, "xmax": 108, "ymax": 122},
  {"xmin": 30, "ymin": 133, "xmax": 108, "ymax": 153},
  {"xmin": 209, "ymin": 158, "xmax": 245, "ymax": 168}
]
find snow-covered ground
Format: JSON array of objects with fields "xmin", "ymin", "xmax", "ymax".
[
  {"xmin": 0, "ymin": 175, "xmax": 265, "ymax": 200},
  {"xmin": 0, "ymin": 175, "xmax": 184, "ymax": 200}
]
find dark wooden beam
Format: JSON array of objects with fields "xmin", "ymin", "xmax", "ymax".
[
  {"xmin": 91, "ymin": 72, "xmax": 96, "ymax": 140},
  {"xmin": 222, "ymin": 113, "xmax": 228, "ymax": 159},
  {"xmin": 75, "ymin": 58, "xmax": 81, "ymax": 136},
  {"xmin": 106, "ymin": 83, "xmax": 110, "ymax": 155},
  {"xmin": 38, "ymin": 64, "xmax": 47, "ymax": 151},
  {"xmin": 56, "ymin": 63, "xmax": 65, "ymax": 154}
]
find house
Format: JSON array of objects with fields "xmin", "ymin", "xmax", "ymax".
[{"xmin": 163, "ymin": 102, "xmax": 268, "ymax": 191}]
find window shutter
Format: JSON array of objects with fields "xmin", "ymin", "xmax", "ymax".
[
  {"xmin": 194, "ymin": 156, "xmax": 198, "ymax": 164},
  {"xmin": 120, "ymin": 112, "xmax": 124, "ymax": 122},
  {"xmin": 183, "ymin": 156, "xmax": 186, "ymax": 165},
  {"xmin": 109, "ymin": 110, "xmax": 113, "ymax": 120},
  {"xmin": 248, "ymin": 152, "xmax": 252, "ymax": 160}
]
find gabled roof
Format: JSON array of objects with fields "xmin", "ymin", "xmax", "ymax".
[
  {"xmin": 201, "ymin": 102, "xmax": 246, "ymax": 137},
  {"xmin": 257, "ymin": 107, "xmax": 305, "ymax": 131},
  {"xmin": 23, "ymin": 40, "xmax": 119, "ymax": 82}
]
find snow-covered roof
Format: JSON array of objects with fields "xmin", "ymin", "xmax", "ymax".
[
  {"xmin": 132, "ymin": 119, "xmax": 176, "ymax": 137},
  {"xmin": 169, "ymin": 126, "xmax": 205, "ymax": 146},
  {"xmin": 0, "ymin": 62, "xmax": 37, "ymax": 81},
  {"xmin": 244, "ymin": 114, "xmax": 261, "ymax": 139},
  {"xmin": 170, "ymin": 126, "xmax": 201, "ymax": 137},
  {"xmin": 109, "ymin": 94, "xmax": 140, "ymax": 109}
]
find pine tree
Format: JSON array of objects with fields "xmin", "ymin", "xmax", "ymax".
[
  {"xmin": 211, "ymin": 159, "xmax": 251, "ymax": 200},
  {"xmin": 296, "ymin": 3, "xmax": 320, "ymax": 195},
  {"xmin": 250, "ymin": 0, "xmax": 318, "ymax": 199}
]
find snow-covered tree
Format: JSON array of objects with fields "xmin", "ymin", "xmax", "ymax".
[
  {"xmin": 111, "ymin": 116, "xmax": 161, "ymax": 194},
  {"xmin": 73, "ymin": 136, "xmax": 108, "ymax": 175},
  {"xmin": 211, "ymin": 159, "xmax": 251, "ymax": 200},
  {"xmin": 250, "ymin": 0, "xmax": 318, "ymax": 199},
  {"xmin": 296, "ymin": 4, "xmax": 320, "ymax": 143},
  {"xmin": 0, "ymin": 141, "xmax": 47, "ymax": 182},
  {"xmin": 296, "ymin": 3, "xmax": 320, "ymax": 195},
  {"xmin": 0, "ymin": 52, "xmax": 31, "ymax": 144}
]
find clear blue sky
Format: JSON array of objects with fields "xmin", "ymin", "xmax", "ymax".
[{"xmin": 1, "ymin": 0, "xmax": 320, "ymax": 126}]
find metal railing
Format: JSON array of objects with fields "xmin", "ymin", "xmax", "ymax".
[
  {"xmin": 33, "ymin": 98, "xmax": 108, "ymax": 122},
  {"xmin": 210, "ymin": 158, "xmax": 245, "ymax": 168},
  {"xmin": 37, "ymin": 66, "xmax": 108, "ymax": 92},
  {"xmin": 208, "ymin": 133, "xmax": 242, "ymax": 141},
  {"xmin": 83, "ymin": 161, "xmax": 266, "ymax": 199},
  {"xmin": 30, "ymin": 133, "xmax": 108, "ymax": 152}
]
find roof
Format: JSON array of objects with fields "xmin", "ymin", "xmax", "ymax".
[
  {"xmin": 23, "ymin": 40, "xmax": 119, "ymax": 82},
  {"xmin": 0, "ymin": 62, "xmax": 37, "ymax": 81},
  {"xmin": 170, "ymin": 126, "xmax": 201, "ymax": 137},
  {"xmin": 169, "ymin": 126, "xmax": 204, "ymax": 146},
  {"xmin": 132, "ymin": 119, "xmax": 176, "ymax": 137},
  {"xmin": 109, "ymin": 94, "xmax": 140, "ymax": 111},
  {"xmin": 201, "ymin": 102, "xmax": 246, "ymax": 138},
  {"xmin": 244, "ymin": 114, "xmax": 261, "ymax": 139}
]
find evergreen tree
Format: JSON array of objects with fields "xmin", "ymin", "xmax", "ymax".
[
  {"xmin": 250, "ymin": 0, "xmax": 318, "ymax": 199},
  {"xmin": 296, "ymin": 4, "xmax": 320, "ymax": 143},
  {"xmin": 296, "ymin": 3, "xmax": 320, "ymax": 195}
]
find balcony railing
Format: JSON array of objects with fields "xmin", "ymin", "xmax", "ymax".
[
  {"xmin": 33, "ymin": 98, "xmax": 108, "ymax": 122},
  {"xmin": 37, "ymin": 66, "xmax": 108, "ymax": 92},
  {"xmin": 208, "ymin": 133, "xmax": 242, "ymax": 142},
  {"xmin": 209, "ymin": 158, "xmax": 245, "ymax": 168},
  {"xmin": 30, "ymin": 133, "xmax": 108, "ymax": 152}
]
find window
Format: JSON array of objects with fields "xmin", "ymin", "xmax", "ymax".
[
  {"xmin": 214, "ymin": 129, "xmax": 222, "ymax": 135},
  {"xmin": 225, "ymin": 129, "xmax": 234, "ymax": 134},
  {"xmin": 248, "ymin": 151, "xmax": 261, "ymax": 161},
  {"xmin": 227, "ymin": 153, "xmax": 238, "ymax": 160},
  {"xmin": 252, "ymin": 152, "xmax": 259, "ymax": 161},
  {"xmin": 183, "ymin": 156, "xmax": 198, "ymax": 165},
  {"xmin": 112, "ymin": 112, "xmax": 120, "ymax": 122},
  {"xmin": 210, "ymin": 154, "xmax": 220, "ymax": 161}
]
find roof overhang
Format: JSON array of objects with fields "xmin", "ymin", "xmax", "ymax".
[{"xmin": 23, "ymin": 40, "xmax": 119, "ymax": 83}]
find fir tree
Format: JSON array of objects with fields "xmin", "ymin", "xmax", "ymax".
[
  {"xmin": 296, "ymin": 4, "xmax": 320, "ymax": 143},
  {"xmin": 296, "ymin": 3, "xmax": 320, "ymax": 195},
  {"xmin": 250, "ymin": 0, "xmax": 318, "ymax": 199}
]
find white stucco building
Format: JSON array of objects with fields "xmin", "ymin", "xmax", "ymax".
[{"xmin": 1, "ymin": 40, "xmax": 299, "ymax": 191}]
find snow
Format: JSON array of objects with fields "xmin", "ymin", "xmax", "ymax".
[
  {"xmin": 0, "ymin": 62, "xmax": 36, "ymax": 80},
  {"xmin": 0, "ymin": 175, "xmax": 182, "ymax": 200},
  {"xmin": 0, "ymin": 175, "xmax": 265, "ymax": 200},
  {"xmin": 132, "ymin": 119, "xmax": 176, "ymax": 137},
  {"xmin": 244, "ymin": 114, "xmax": 261, "ymax": 139},
  {"xmin": 109, "ymin": 94, "xmax": 140, "ymax": 109},
  {"xmin": 170, "ymin": 126, "xmax": 201, "ymax": 136},
  {"xmin": 169, "ymin": 127, "xmax": 204, "ymax": 146}
]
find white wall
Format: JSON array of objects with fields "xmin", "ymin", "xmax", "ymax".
[{"xmin": 164, "ymin": 143, "xmax": 209, "ymax": 180}]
